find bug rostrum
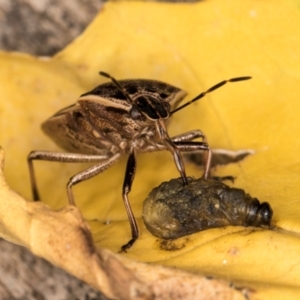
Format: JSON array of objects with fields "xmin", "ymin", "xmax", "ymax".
[{"xmin": 27, "ymin": 72, "xmax": 251, "ymax": 251}]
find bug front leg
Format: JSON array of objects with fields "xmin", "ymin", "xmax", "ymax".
[
  {"xmin": 27, "ymin": 151, "xmax": 112, "ymax": 202},
  {"xmin": 156, "ymin": 120, "xmax": 188, "ymax": 185},
  {"xmin": 171, "ymin": 130, "xmax": 211, "ymax": 178},
  {"xmin": 174, "ymin": 141, "xmax": 212, "ymax": 179},
  {"xmin": 120, "ymin": 147, "xmax": 139, "ymax": 253},
  {"xmin": 171, "ymin": 130, "xmax": 207, "ymax": 143}
]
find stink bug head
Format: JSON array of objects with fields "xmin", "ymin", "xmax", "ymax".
[
  {"xmin": 78, "ymin": 74, "xmax": 186, "ymax": 125},
  {"xmin": 133, "ymin": 94, "xmax": 171, "ymax": 121},
  {"xmin": 98, "ymin": 71, "xmax": 178, "ymax": 122}
]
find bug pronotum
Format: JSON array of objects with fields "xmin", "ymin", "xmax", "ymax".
[{"xmin": 28, "ymin": 72, "xmax": 251, "ymax": 251}]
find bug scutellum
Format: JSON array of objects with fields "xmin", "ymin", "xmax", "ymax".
[{"xmin": 28, "ymin": 72, "xmax": 251, "ymax": 251}]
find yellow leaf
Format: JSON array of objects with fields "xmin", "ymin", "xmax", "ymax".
[{"xmin": 1, "ymin": 1, "xmax": 300, "ymax": 299}]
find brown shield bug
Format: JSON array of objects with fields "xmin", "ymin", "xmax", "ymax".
[
  {"xmin": 143, "ymin": 177, "xmax": 273, "ymax": 239},
  {"xmin": 27, "ymin": 72, "xmax": 251, "ymax": 251}
]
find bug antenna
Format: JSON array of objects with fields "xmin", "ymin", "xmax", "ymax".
[
  {"xmin": 99, "ymin": 71, "xmax": 135, "ymax": 105},
  {"xmin": 170, "ymin": 76, "xmax": 252, "ymax": 115}
]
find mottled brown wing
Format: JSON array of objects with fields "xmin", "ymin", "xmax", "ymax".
[{"xmin": 41, "ymin": 104, "xmax": 119, "ymax": 155}]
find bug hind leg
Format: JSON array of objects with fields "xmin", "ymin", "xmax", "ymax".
[
  {"xmin": 65, "ymin": 153, "xmax": 121, "ymax": 206},
  {"xmin": 27, "ymin": 150, "xmax": 114, "ymax": 202}
]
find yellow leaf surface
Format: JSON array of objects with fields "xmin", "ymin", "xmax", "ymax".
[{"xmin": 1, "ymin": 1, "xmax": 300, "ymax": 299}]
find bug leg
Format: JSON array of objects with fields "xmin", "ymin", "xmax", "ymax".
[
  {"xmin": 156, "ymin": 120, "xmax": 188, "ymax": 185},
  {"xmin": 171, "ymin": 130, "xmax": 206, "ymax": 143},
  {"xmin": 28, "ymin": 152, "xmax": 41, "ymax": 201},
  {"xmin": 171, "ymin": 130, "xmax": 210, "ymax": 177},
  {"xmin": 201, "ymin": 144, "xmax": 211, "ymax": 179},
  {"xmin": 65, "ymin": 153, "xmax": 120, "ymax": 206},
  {"xmin": 27, "ymin": 151, "xmax": 110, "ymax": 201},
  {"xmin": 120, "ymin": 147, "xmax": 139, "ymax": 253},
  {"xmin": 174, "ymin": 141, "xmax": 212, "ymax": 179}
]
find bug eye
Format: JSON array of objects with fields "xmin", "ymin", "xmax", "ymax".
[
  {"xmin": 258, "ymin": 202, "xmax": 273, "ymax": 225},
  {"xmin": 130, "ymin": 107, "xmax": 143, "ymax": 120}
]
